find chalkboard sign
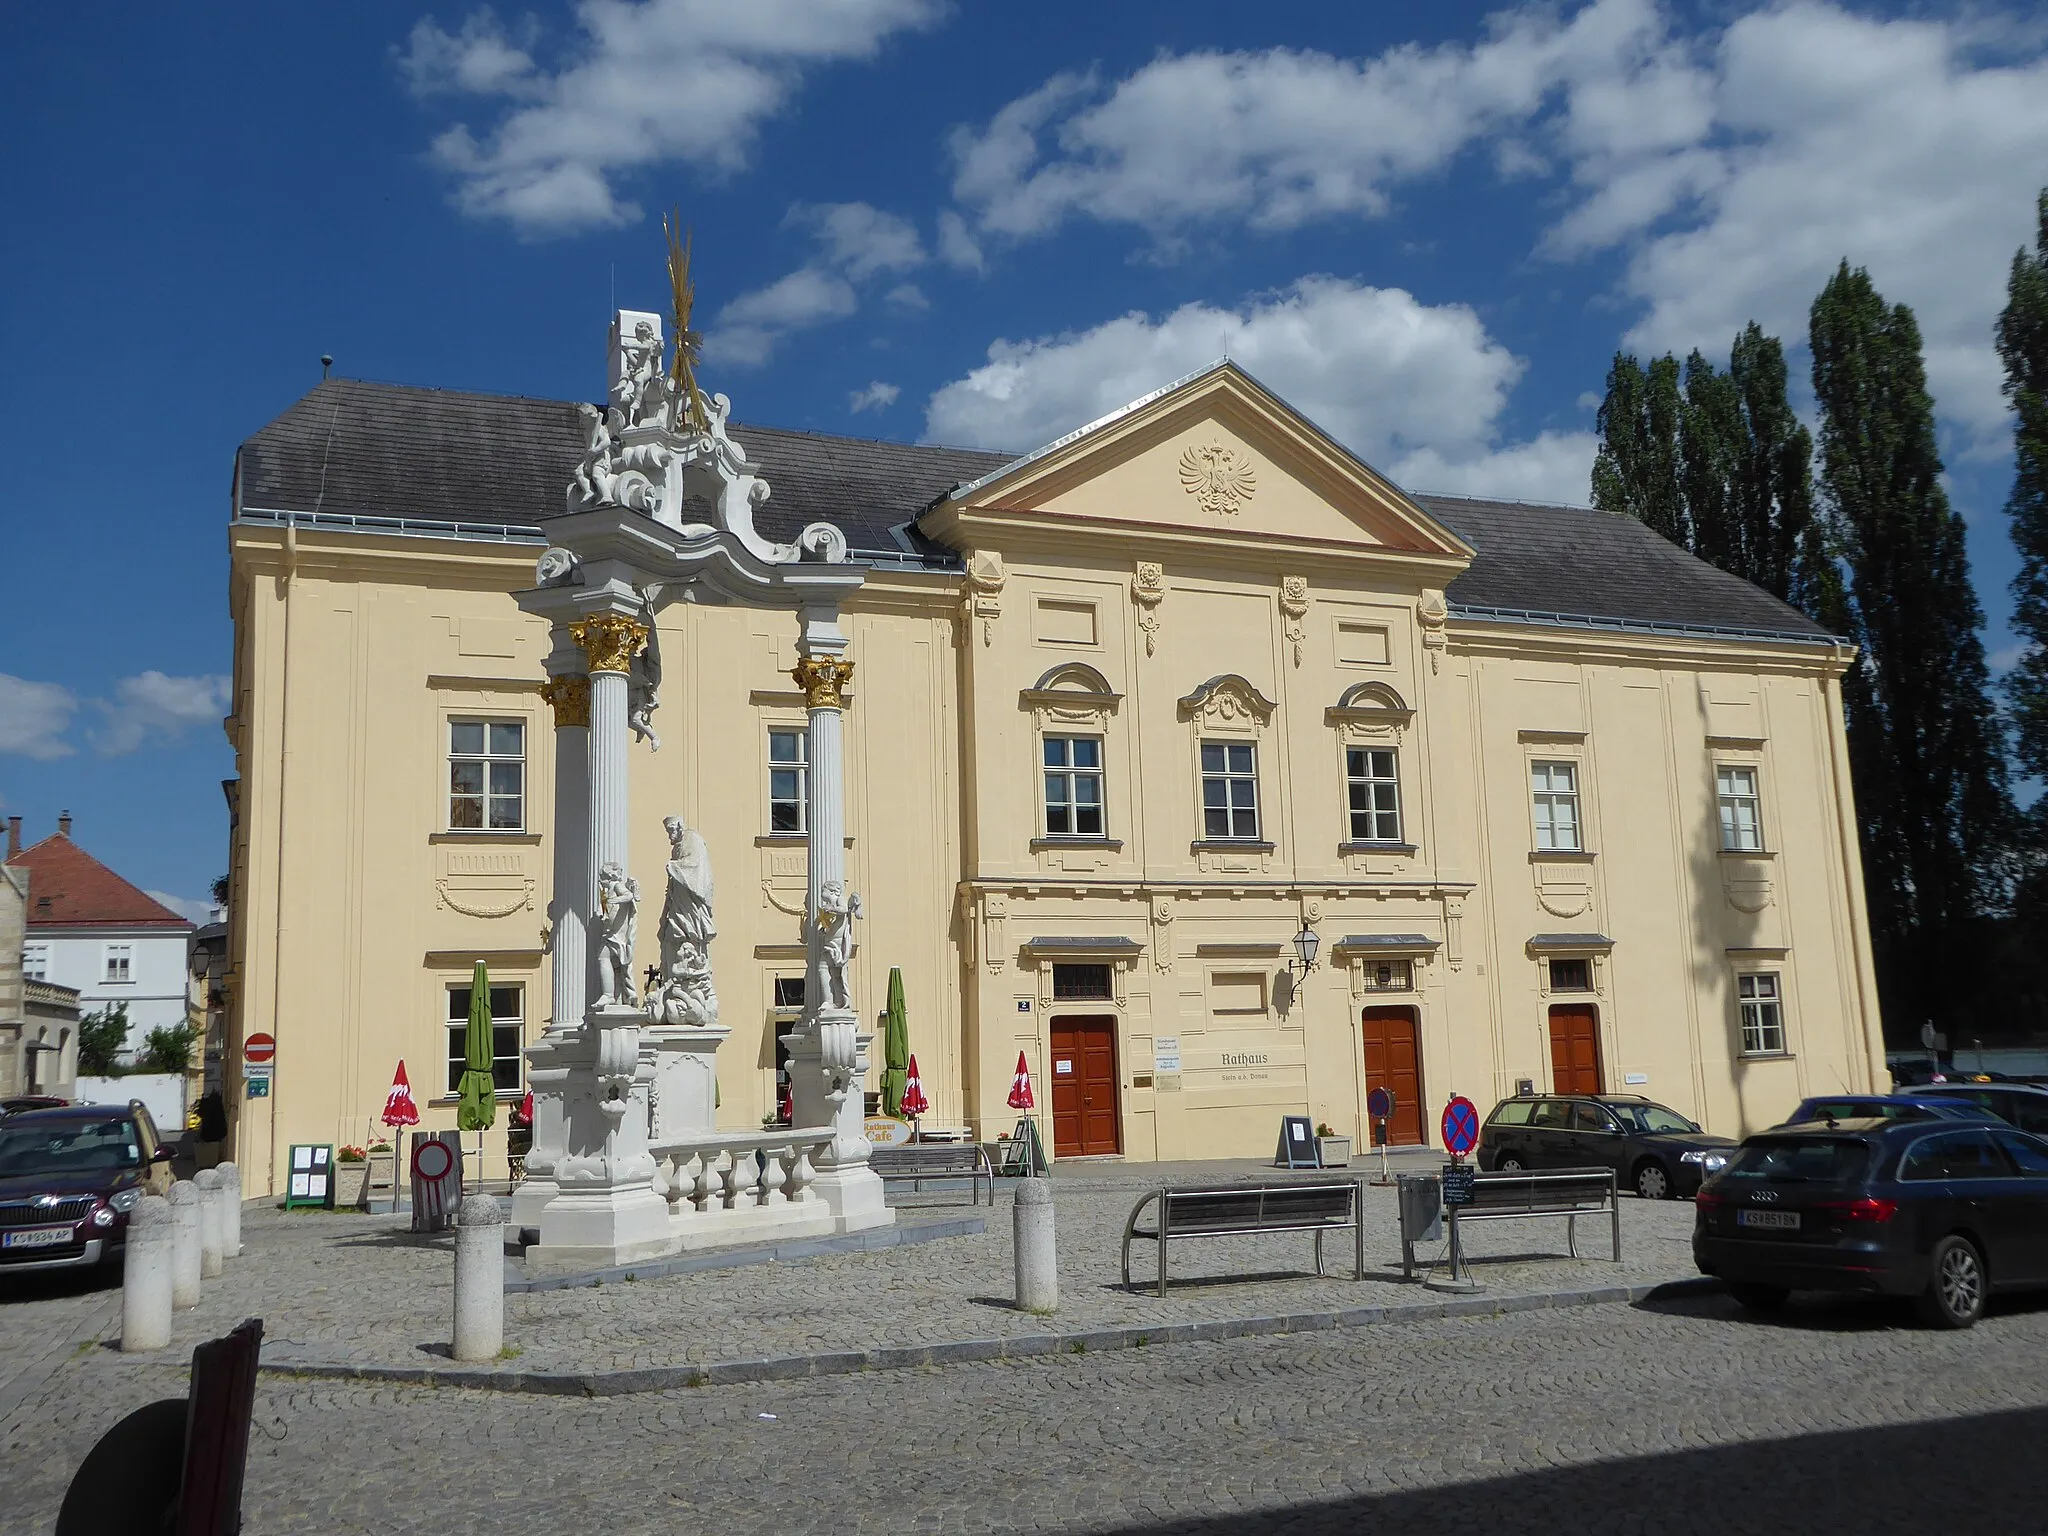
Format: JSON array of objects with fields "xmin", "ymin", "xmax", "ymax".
[
  {"xmin": 285, "ymin": 1144, "xmax": 334, "ymax": 1209},
  {"xmin": 1441, "ymin": 1163, "xmax": 1477, "ymax": 1207},
  {"xmin": 1276, "ymin": 1115, "xmax": 1319, "ymax": 1169}
]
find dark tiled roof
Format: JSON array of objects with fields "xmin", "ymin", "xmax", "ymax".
[
  {"xmin": 7, "ymin": 836, "xmax": 193, "ymax": 930},
  {"xmin": 236, "ymin": 379, "xmax": 1009, "ymax": 556},
  {"xmin": 1419, "ymin": 495, "xmax": 1829, "ymax": 640},
  {"xmin": 236, "ymin": 380, "xmax": 1832, "ymax": 641}
]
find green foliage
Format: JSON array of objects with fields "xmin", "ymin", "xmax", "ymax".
[
  {"xmin": 1592, "ymin": 352, "xmax": 1685, "ymax": 544},
  {"xmin": 209, "ymin": 874, "xmax": 230, "ymax": 909},
  {"xmin": 77, "ymin": 1004, "xmax": 131, "ymax": 1076},
  {"xmin": 139, "ymin": 1024, "xmax": 199, "ymax": 1075},
  {"xmin": 2000, "ymin": 190, "xmax": 2048, "ymax": 780},
  {"xmin": 1811, "ymin": 260, "xmax": 2014, "ymax": 1039}
]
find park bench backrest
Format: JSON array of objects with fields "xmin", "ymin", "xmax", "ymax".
[
  {"xmin": 1162, "ymin": 1184, "xmax": 1354, "ymax": 1234},
  {"xmin": 870, "ymin": 1146, "xmax": 983, "ymax": 1175},
  {"xmin": 1466, "ymin": 1169, "xmax": 1613, "ymax": 1213}
]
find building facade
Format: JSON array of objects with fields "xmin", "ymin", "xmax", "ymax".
[
  {"xmin": 7, "ymin": 816, "xmax": 196, "ymax": 1067},
  {"xmin": 2, "ymin": 856, "xmax": 81, "ymax": 1101},
  {"xmin": 220, "ymin": 362, "xmax": 1884, "ymax": 1197}
]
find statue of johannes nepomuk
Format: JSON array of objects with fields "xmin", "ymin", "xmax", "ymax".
[{"xmin": 651, "ymin": 815, "xmax": 718, "ymax": 1026}]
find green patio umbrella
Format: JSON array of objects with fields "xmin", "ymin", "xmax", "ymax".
[
  {"xmin": 457, "ymin": 961, "xmax": 498, "ymax": 1144},
  {"xmin": 881, "ymin": 967, "xmax": 909, "ymax": 1117}
]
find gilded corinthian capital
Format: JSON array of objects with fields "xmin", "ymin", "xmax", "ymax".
[
  {"xmin": 569, "ymin": 614, "xmax": 647, "ymax": 675},
  {"xmin": 791, "ymin": 656, "xmax": 855, "ymax": 710},
  {"xmin": 539, "ymin": 674, "xmax": 591, "ymax": 728}
]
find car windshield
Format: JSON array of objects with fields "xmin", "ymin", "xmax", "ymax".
[
  {"xmin": 1612, "ymin": 1103, "xmax": 1697, "ymax": 1134},
  {"xmin": 1722, "ymin": 1136, "xmax": 1869, "ymax": 1185},
  {"xmin": 0, "ymin": 1118, "xmax": 140, "ymax": 1176}
]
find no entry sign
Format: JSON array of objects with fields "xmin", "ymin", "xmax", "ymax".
[
  {"xmin": 1367, "ymin": 1086, "xmax": 1395, "ymax": 1121},
  {"xmin": 1441, "ymin": 1095, "xmax": 1481, "ymax": 1157},
  {"xmin": 243, "ymin": 1033, "xmax": 276, "ymax": 1066}
]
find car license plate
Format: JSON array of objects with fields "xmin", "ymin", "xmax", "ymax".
[
  {"xmin": 2, "ymin": 1225, "xmax": 75, "ymax": 1250},
  {"xmin": 1736, "ymin": 1208, "xmax": 1799, "ymax": 1231}
]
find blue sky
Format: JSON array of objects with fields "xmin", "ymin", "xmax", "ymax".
[{"xmin": 4, "ymin": 0, "xmax": 2046, "ymax": 914}]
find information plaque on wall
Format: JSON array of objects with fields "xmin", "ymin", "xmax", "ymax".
[{"xmin": 285, "ymin": 1144, "xmax": 335, "ymax": 1209}]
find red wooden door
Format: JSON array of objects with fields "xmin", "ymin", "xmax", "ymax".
[
  {"xmin": 1050, "ymin": 1017, "xmax": 1120, "ymax": 1157},
  {"xmin": 1360, "ymin": 1007, "xmax": 1425, "ymax": 1146},
  {"xmin": 1548, "ymin": 1005, "xmax": 1604, "ymax": 1096}
]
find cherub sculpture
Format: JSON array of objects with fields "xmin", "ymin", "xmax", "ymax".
[
  {"xmin": 593, "ymin": 861, "xmax": 641, "ymax": 1007},
  {"xmin": 804, "ymin": 879, "xmax": 862, "ymax": 1012}
]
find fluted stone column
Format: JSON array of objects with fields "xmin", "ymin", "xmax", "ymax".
[
  {"xmin": 784, "ymin": 609, "xmax": 892, "ymax": 1234},
  {"xmin": 513, "ymin": 652, "xmax": 591, "ymax": 1230},
  {"xmin": 530, "ymin": 612, "xmax": 673, "ymax": 1272}
]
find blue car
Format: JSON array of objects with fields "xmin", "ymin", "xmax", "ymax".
[{"xmin": 1782, "ymin": 1094, "xmax": 1983, "ymax": 1127}]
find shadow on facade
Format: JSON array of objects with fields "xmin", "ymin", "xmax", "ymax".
[{"xmin": 1087, "ymin": 1403, "xmax": 2046, "ymax": 1535}]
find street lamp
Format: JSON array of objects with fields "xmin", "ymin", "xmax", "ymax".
[{"xmin": 1289, "ymin": 924, "xmax": 1320, "ymax": 978}]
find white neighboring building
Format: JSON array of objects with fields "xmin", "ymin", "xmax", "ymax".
[{"xmin": 6, "ymin": 814, "xmax": 194, "ymax": 1060}]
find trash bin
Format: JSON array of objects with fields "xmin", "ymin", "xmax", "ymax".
[{"xmin": 1397, "ymin": 1171, "xmax": 1443, "ymax": 1280}]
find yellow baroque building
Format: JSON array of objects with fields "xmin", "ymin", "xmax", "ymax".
[{"xmin": 220, "ymin": 361, "xmax": 1884, "ymax": 1197}]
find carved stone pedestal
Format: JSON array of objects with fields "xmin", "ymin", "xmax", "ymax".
[
  {"xmin": 509, "ymin": 1023, "xmax": 576, "ymax": 1231},
  {"xmin": 528, "ymin": 1005, "xmax": 677, "ymax": 1274},
  {"xmin": 782, "ymin": 1013, "xmax": 893, "ymax": 1234},
  {"xmin": 646, "ymin": 1023, "xmax": 729, "ymax": 1145}
]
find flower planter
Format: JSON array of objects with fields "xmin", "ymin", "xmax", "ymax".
[
  {"xmin": 332, "ymin": 1161, "xmax": 370, "ymax": 1210},
  {"xmin": 1316, "ymin": 1135, "xmax": 1352, "ymax": 1169},
  {"xmin": 365, "ymin": 1151, "xmax": 398, "ymax": 1207}
]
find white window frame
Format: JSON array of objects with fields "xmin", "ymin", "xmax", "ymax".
[
  {"xmin": 1042, "ymin": 735, "xmax": 1106, "ymax": 838},
  {"xmin": 1200, "ymin": 740, "xmax": 1261, "ymax": 841},
  {"xmin": 1738, "ymin": 972, "xmax": 1786, "ymax": 1056},
  {"xmin": 768, "ymin": 728, "xmax": 808, "ymax": 835},
  {"xmin": 1345, "ymin": 746, "xmax": 1402, "ymax": 843},
  {"xmin": 1717, "ymin": 765, "xmax": 1764, "ymax": 852},
  {"xmin": 445, "ymin": 982, "xmax": 525, "ymax": 1096},
  {"xmin": 23, "ymin": 943, "xmax": 48, "ymax": 981},
  {"xmin": 1531, "ymin": 761, "xmax": 1583, "ymax": 852},
  {"xmin": 103, "ymin": 944, "xmax": 133, "ymax": 985},
  {"xmin": 448, "ymin": 718, "xmax": 526, "ymax": 833}
]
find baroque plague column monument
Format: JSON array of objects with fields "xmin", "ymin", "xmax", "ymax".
[{"xmin": 513, "ymin": 236, "xmax": 891, "ymax": 1270}]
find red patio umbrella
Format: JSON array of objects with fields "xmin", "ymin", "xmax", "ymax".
[
  {"xmin": 1007, "ymin": 1050, "xmax": 1035, "ymax": 1111},
  {"xmin": 899, "ymin": 1054, "xmax": 930, "ymax": 1119},
  {"xmin": 514, "ymin": 1089, "xmax": 534, "ymax": 1130},
  {"xmin": 381, "ymin": 1061, "xmax": 420, "ymax": 1128}
]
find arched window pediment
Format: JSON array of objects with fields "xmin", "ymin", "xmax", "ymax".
[
  {"xmin": 1021, "ymin": 662, "xmax": 1121, "ymax": 722},
  {"xmin": 1177, "ymin": 674, "xmax": 1278, "ymax": 727},
  {"xmin": 1326, "ymin": 680, "xmax": 1414, "ymax": 735}
]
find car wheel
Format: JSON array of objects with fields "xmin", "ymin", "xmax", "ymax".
[
  {"xmin": 1728, "ymin": 1281, "xmax": 1789, "ymax": 1313},
  {"xmin": 1634, "ymin": 1161, "xmax": 1671, "ymax": 1201},
  {"xmin": 1497, "ymin": 1154, "xmax": 1526, "ymax": 1173},
  {"xmin": 1917, "ymin": 1235, "xmax": 1988, "ymax": 1329}
]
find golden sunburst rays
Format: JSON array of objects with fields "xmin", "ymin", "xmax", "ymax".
[{"xmin": 663, "ymin": 210, "xmax": 707, "ymax": 433}]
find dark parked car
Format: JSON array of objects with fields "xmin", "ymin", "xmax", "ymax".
[
  {"xmin": 0, "ymin": 1102, "xmax": 175, "ymax": 1274},
  {"xmin": 1, "ymin": 1096, "xmax": 69, "ymax": 1116},
  {"xmin": 1783, "ymin": 1094, "xmax": 1984, "ymax": 1126},
  {"xmin": 1695, "ymin": 1118, "xmax": 2048, "ymax": 1328},
  {"xmin": 1904, "ymin": 1082, "xmax": 2048, "ymax": 1136},
  {"xmin": 1479, "ymin": 1094, "xmax": 1738, "ymax": 1199}
]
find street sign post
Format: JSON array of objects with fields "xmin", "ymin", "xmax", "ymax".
[
  {"xmin": 1366, "ymin": 1087, "xmax": 1396, "ymax": 1185},
  {"xmin": 1434, "ymin": 1094, "xmax": 1484, "ymax": 1293},
  {"xmin": 1441, "ymin": 1095, "xmax": 1480, "ymax": 1159},
  {"xmin": 242, "ymin": 1034, "xmax": 276, "ymax": 1067}
]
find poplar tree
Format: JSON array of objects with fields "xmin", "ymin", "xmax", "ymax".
[
  {"xmin": 1810, "ymin": 261, "xmax": 2013, "ymax": 1038},
  {"xmin": 1591, "ymin": 353, "xmax": 1685, "ymax": 544},
  {"xmin": 2000, "ymin": 190, "xmax": 2048, "ymax": 777}
]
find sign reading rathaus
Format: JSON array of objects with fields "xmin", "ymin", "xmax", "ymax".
[{"xmin": 219, "ymin": 249, "xmax": 1884, "ymax": 1226}]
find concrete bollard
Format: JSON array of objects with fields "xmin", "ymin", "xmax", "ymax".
[
  {"xmin": 218, "ymin": 1163, "xmax": 243, "ymax": 1257},
  {"xmin": 452, "ymin": 1193, "xmax": 504, "ymax": 1363},
  {"xmin": 167, "ymin": 1181, "xmax": 203, "ymax": 1309},
  {"xmin": 121, "ymin": 1195, "xmax": 175, "ymax": 1352},
  {"xmin": 193, "ymin": 1169, "xmax": 225, "ymax": 1279},
  {"xmin": 1013, "ymin": 1177, "xmax": 1058, "ymax": 1315}
]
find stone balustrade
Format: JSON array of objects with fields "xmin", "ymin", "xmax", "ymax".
[{"xmin": 649, "ymin": 1127, "xmax": 839, "ymax": 1249}]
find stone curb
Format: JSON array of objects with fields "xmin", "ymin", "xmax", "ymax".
[{"xmin": 257, "ymin": 1274, "xmax": 1725, "ymax": 1397}]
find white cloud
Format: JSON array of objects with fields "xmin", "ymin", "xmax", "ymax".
[
  {"xmin": 401, "ymin": 0, "xmax": 945, "ymax": 234},
  {"xmin": 792, "ymin": 202, "xmax": 925, "ymax": 279},
  {"xmin": 848, "ymin": 381, "xmax": 901, "ymax": 413},
  {"xmin": 884, "ymin": 282, "xmax": 929, "ymax": 312},
  {"xmin": 703, "ymin": 267, "xmax": 857, "ymax": 367},
  {"xmin": 91, "ymin": 672, "xmax": 231, "ymax": 757},
  {"xmin": 146, "ymin": 891, "xmax": 216, "ymax": 927},
  {"xmin": 947, "ymin": 1, "xmax": 2048, "ymax": 449},
  {"xmin": 924, "ymin": 276, "xmax": 1582, "ymax": 500},
  {"xmin": 706, "ymin": 200, "xmax": 930, "ymax": 365},
  {"xmin": 936, "ymin": 209, "xmax": 984, "ymax": 272},
  {"xmin": 0, "ymin": 675, "xmax": 77, "ymax": 761}
]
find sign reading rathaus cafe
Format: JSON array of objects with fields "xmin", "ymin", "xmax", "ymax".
[{"xmin": 218, "ymin": 243, "xmax": 1883, "ymax": 1236}]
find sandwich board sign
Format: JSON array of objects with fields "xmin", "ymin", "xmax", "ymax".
[
  {"xmin": 1276, "ymin": 1115, "xmax": 1318, "ymax": 1169},
  {"xmin": 285, "ymin": 1144, "xmax": 334, "ymax": 1209}
]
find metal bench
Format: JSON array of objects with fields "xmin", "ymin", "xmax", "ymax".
[
  {"xmin": 1452, "ymin": 1166, "xmax": 1620, "ymax": 1261},
  {"xmin": 1121, "ymin": 1181, "xmax": 1364, "ymax": 1297},
  {"xmin": 869, "ymin": 1142, "xmax": 995, "ymax": 1206}
]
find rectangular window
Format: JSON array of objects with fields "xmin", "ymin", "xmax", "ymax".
[
  {"xmin": 449, "ymin": 719, "xmax": 525, "ymax": 831},
  {"xmin": 1200, "ymin": 741, "xmax": 1260, "ymax": 840},
  {"xmin": 1043, "ymin": 736, "xmax": 1105, "ymax": 837},
  {"xmin": 1210, "ymin": 971, "xmax": 1269, "ymax": 1015},
  {"xmin": 104, "ymin": 944, "xmax": 133, "ymax": 984},
  {"xmin": 1345, "ymin": 748, "xmax": 1402, "ymax": 843},
  {"xmin": 1359, "ymin": 958, "xmax": 1413, "ymax": 993},
  {"xmin": 1052, "ymin": 963, "xmax": 1114, "ymax": 1000},
  {"xmin": 772, "ymin": 977, "xmax": 807, "ymax": 1011},
  {"xmin": 768, "ymin": 728, "xmax": 808, "ymax": 834},
  {"xmin": 446, "ymin": 983, "xmax": 524, "ymax": 1094},
  {"xmin": 1717, "ymin": 765, "xmax": 1763, "ymax": 851},
  {"xmin": 1548, "ymin": 957, "xmax": 1592, "ymax": 993},
  {"xmin": 23, "ymin": 943, "xmax": 48, "ymax": 981},
  {"xmin": 1531, "ymin": 761, "xmax": 1582, "ymax": 851},
  {"xmin": 1738, "ymin": 973, "xmax": 1785, "ymax": 1056}
]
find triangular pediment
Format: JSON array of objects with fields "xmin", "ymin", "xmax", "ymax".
[{"xmin": 926, "ymin": 363, "xmax": 1473, "ymax": 567}]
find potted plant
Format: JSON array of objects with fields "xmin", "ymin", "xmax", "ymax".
[
  {"xmin": 1315, "ymin": 1121, "xmax": 1352, "ymax": 1169},
  {"xmin": 333, "ymin": 1145, "xmax": 371, "ymax": 1209}
]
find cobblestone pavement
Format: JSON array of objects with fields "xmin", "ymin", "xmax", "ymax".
[
  {"xmin": 9, "ymin": 1283, "xmax": 2048, "ymax": 1532},
  {"xmin": 0, "ymin": 1161, "xmax": 1701, "ymax": 1382}
]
